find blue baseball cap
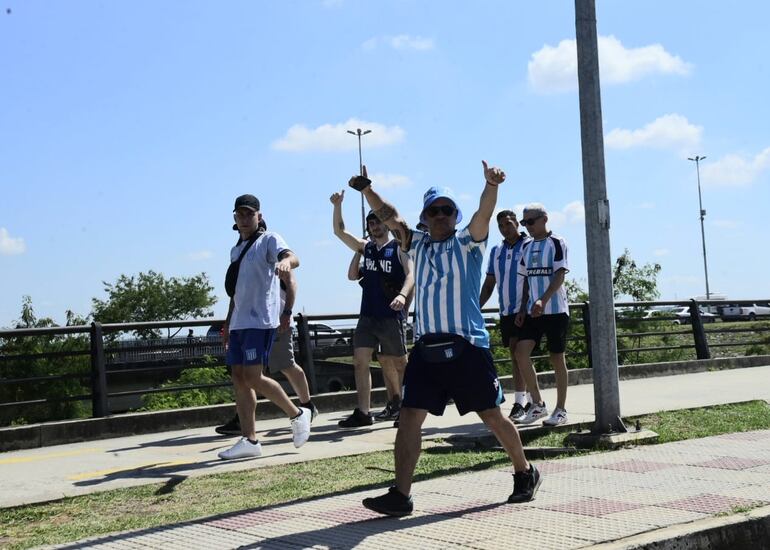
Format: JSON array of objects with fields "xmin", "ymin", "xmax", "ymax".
[{"xmin": 420, "ymin": 186, "xmax": 463, "ymax": 224}]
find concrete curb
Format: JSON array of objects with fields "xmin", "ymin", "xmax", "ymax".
[
  {"xmin": 2, "ymin": 354, "xmax": 768, "ymax": 452},
  {"xmin": 587, "ymin": 504, "xmax": 770, "ymax": 549}
]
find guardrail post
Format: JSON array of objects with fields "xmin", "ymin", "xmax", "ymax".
[
  {"xmin": 689, "ymin": 299, "xmax": 711, "ymax": 359},
  {"xmin": 89, "ymin": 322, "xmax": 109, "ymax": 417},
  {"xmin": 295, "ymin": 314, "xmax": 317, "ymax": 394},
  {"xmin": 581, "ymin": 301, "xmax": 593, "ymax": 370}
]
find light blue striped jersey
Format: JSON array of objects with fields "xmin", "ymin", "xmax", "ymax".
[
  {"xmin": 518, "ymin": 233, "xmax": 570, "ymax": 315},
  {"xmin": 409, "ymin": 227, "xmax": 490, "ymax": 348},
  {"xmin": 486, "ymin": 234, "xmax": 530, "ymax": 315}
]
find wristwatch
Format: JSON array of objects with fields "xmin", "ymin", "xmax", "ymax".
[{"xmin": 282, "ymin": 309, "xmax": 292, "ymax": 317}]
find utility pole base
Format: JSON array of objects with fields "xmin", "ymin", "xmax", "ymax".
[{"xmin": 565, "ymin": 428, "xmax": 659, "ymax": 450}]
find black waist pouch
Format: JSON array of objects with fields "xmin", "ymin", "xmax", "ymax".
[{"xmin": 417, "ymin": 333, "xmax": 469, "ymax": 363}]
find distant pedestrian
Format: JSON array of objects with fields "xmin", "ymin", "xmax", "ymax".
[
  {"xmin": 217, "ymin": 194, "xmax": 311, "ymax": 459},
  {"xmin": 514, "ymin": 203, "xmax": 570, "ymax": 426},
  {"xmin": 330, "ymin": 192, "xmax": 414, "ymax": 428},
  {"xmin": 480, "ymin": 210, "xmax": 532, "ymax": 422},
  {"xmin": 350, "ymin": 162, "xmax": 540, "ymax": 517}
]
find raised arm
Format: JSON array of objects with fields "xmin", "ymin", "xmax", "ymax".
[
  {"xmin": 468, "ymin": 160, "xmax": 506, "ymax": 242},
  {"xmin": 330, "ymin": 190, "xmax": 367, "ymax": 253},
  {"xmin": 352, "ymin": 166, "xmax": 413, "ymax": 252}
]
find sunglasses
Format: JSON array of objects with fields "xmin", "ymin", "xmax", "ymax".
[
  {"xmin": 425, "ymin": 205, "xmax": 456, "ymax": 217},
  {"xmin": 520, "ymin": 215, "xmax": 544, "ymax": 227}
]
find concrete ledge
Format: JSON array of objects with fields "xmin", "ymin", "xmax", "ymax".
[
  {"xmin": 2, "ymin": 354, "xmax": 768, "ymax": 452},
  {"xmin": 588, "ymin": 504, "xmax": 770, "ymax": 549}
]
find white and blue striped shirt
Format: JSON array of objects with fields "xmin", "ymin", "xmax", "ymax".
[
  {"xmin": 518, "ymin": 233, "xmax": 570, "ymax": 315},
  {"xmin": 409, "ymin": 227, "xmax": 490, "ymax": 348},
  {"xmin": 486, "ymin": 235, "xmax": 530, "ymax": 316}
]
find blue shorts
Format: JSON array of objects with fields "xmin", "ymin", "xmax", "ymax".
[
  {"xmin": 226, "ymin": 328, "xmax": 275, "ymax": 367},
  {"xmin": 401, "ymin": 336, "xmax": 505, "ymax": 416}
]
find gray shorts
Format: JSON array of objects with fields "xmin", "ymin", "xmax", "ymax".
[
  {"xmin": 266, "ymin": 329, "xmax": 295, "ymax": 374},
  {"xmin": 353, "ymin": 316, "xmax": 407, "ymax": 356}
]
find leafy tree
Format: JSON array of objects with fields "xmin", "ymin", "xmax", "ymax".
[
  {"xmin": 0, "ymin": 297, "xmax": 90, "ymax": 426},
  {"xmin": 612, "ymin": 249, "xmax": 661, "ymax": 302},
  {"xmin": 91, "ymin": 271, "xmax": 217, "ymax": 338},
  {"xmin": 565, "ymin": 278, "xmax": 589, "ymax": 302}
]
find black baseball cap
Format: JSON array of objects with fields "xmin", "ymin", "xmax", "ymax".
[{"xmin": 233, "ymin": 194, "xmax": 260, "ymax": 211}]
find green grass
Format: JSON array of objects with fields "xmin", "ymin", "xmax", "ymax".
[{"xmin": 1, "ymin": 400, "xmax": 769, "ymax": 549}]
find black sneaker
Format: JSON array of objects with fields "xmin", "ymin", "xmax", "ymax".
[
  {"xmin": 508, "ymin": 464, "xmax": 542, "ymax": 503},
  {"xmin": 215, "ymin": 414, "xmax": 241, "ymax": 436},
  {"xmin": 362, "ymin": 486, "xmax": 414, "ymax": 517},
  {"xmin": 338, "ymin": 408, "xmax": 373, "ymax": 428},
  {"xmin": 374, "ymin": 399, "xmax": 401, "ymax": 421}
]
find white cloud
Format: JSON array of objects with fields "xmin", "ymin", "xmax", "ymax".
[
  {"xmin": 362, "ymin": 35, "xmax": 434, "ymax": 51},
  {"xmin": 528, "ymin": 35, "xmax": 692, "ymax": 94},
  {"xmin": 272, "ymin": 118, "xmax": 405, "ymax": 152},
  {"xmin": 369, "ymin": 172, "xmax": 412, "ymax": 189},
  {"xmin": 187, "ymin": 250, "xmax": 212, "ymax": 261},
  {"xmin": 653, "ymin": 248, "xmax": 670, "ymax": 257},
  {"xmin": 0, "ymin": 228, "xmax": 25, "ymax": 255},
  {"xmin": 638, "ymin": 202, "xmax": 656, "ymax": 209},
  {"xmin": 605, "ymin": 114, "xmax": 702, "ymax": 154},
  {"xmin": 700, "ymin": 147, "xmax": 770, "ymax": 187}
]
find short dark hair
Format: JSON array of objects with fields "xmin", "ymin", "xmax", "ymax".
[{"xmin": 496, "ymin": 210, "xmax": 517, "ymax": 222}]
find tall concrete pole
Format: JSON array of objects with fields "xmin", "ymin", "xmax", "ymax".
[{"xmin": 575, "ymin": 0, "xmax": 624, "ymax": 433}]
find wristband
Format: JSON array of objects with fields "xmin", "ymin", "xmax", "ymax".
[
  {"xmin": 349, "ymin": 175, "xmax": 372, "ymax": 191},
  {"xmin": 397, "ymin": 293, "xmax": 406, "ymax": 299},
  {"xmin": 282, "ymin": 309, "xmax": 292, "ymax": 317}
]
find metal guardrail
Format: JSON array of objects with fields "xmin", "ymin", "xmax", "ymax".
[{"xmin": 1, "ymin": 299, "xmax": 769, "ymax": 425}]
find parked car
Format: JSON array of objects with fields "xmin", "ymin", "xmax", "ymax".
[
  {"xmin": 671, "ymin": 307, "xmax": 716, "ymax": 325},
  {"xmin": 304, "ymin": 323, "xmax": 350, "ymax": 349},
  {"xmin": 719, "ymin": 303, "xmax": 770, "ymax": 321}
]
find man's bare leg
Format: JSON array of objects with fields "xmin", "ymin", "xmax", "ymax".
[
  {"xmin": 514, "ymin": 340, "xmax": 543, "ymax": 404},
  {"xmin": 395, "ymin": 407, "xmax": 429, "ymax": 496},
  {"xmin": 353, "ymin": 347, "xmax": 374, "ymax": 413},
  {"xmin": 550, "ymin": 352, "xmax": 568, "ymax": 410},
  {"xmin": 282, "ymin": 363, "xmax": 312, "ymax": 403},
  {"xmin": 477, "ymin": 407, "xmax": 529, "ymax": 471}
]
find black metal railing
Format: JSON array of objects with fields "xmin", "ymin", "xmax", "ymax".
[{"xmin": 1, "ymin": 299, "xmax": 768, "ymax": 426}]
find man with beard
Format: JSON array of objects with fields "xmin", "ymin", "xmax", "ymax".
[{"xmin": 330, "ymin": 191, "xmax": 414, "ymax": 428}]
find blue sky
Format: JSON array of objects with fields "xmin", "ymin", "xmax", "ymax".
[{"xmin": 2, "ymin": 0, "xmax": 769, "ymax": 327}]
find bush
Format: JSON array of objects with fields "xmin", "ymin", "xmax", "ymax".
[{"xmin": 140, "ymin": 362, "xmax": 233, "ymax": 411}]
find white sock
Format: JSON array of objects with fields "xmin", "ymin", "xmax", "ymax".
[
  {"xmin": 526, "ymin": 392, "xmax": 533, "ymax": 405},
  {"xmin": 514, "ymin": 392, "xmax": 527, "ymax": 406}
]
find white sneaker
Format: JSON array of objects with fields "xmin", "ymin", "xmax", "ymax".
[
  {"xmin": 291, "ymin": 407, "xmax": 311, "ymax": 448},
  {"xmin": 519, "ymin": 402, "xmax": 549, "ymax": 424},
  {"xmin": 543, "ymin": 408, "xmax": 568, "ymax": 426},
  {"xmin": 218, "ymin": 437, "xmax": 262, "ymax": 460}
]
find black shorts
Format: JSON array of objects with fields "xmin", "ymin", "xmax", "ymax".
[
  {"xmin": 401, "ymin": 336, "xmax": 505, "ymax": 416},
  {"xmin": 499, "ymin": 314, "xmax": 522, "ymax": 347},
  {"xmin": 519, "ymin": 313, "xmax": 570, "ymax": 353}
]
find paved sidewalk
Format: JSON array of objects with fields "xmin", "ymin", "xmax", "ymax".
[
  {"xmin": 46, "ymin": 430, "xmax": 770, "ymax": 549},
  {"xmin": 2, "ymin": 365, "xmax": 770, "ymax": 508}
]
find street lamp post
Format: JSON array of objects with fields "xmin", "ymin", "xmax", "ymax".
[
  {"xmin": 687, "ymin": 155, "xmax": 710, "ymax": 300},
  {"xmin": 347, "ymin": 128, "xmax": 372, "ymax": 237}
]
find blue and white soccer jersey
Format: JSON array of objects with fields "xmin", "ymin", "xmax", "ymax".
[
  {"xmin": 486, "ymin": 236, "xmax": 530, "ymax": 315},
  {"xmin": 409, "ymin": 227, "xmax": 490, "ymax": 348},
  {"xmin": 518, "ymin": 233, "xmax": 570, "ymax": 315}
]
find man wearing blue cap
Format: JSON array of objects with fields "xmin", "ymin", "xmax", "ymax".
[{"xmin": 350, "ymin": 163, "xmax": 541, "ymax": 516}]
